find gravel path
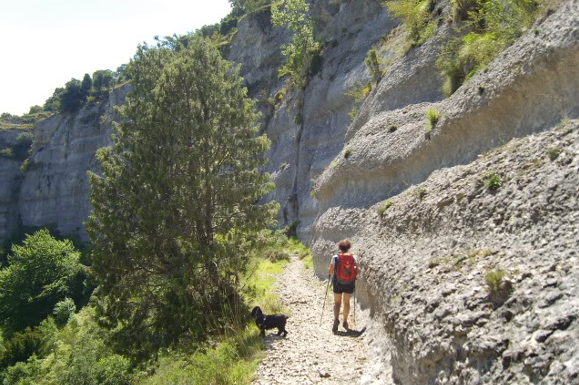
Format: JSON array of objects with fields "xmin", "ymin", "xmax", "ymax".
[{"xmin": 251, "ymin": 255, "xmax": 369, "ymax": 385}]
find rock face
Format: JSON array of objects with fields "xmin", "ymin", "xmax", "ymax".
[
  {"xmin": 0, "ymin": 88, "xmax": 127, "ymax": 241},
  {"xmin": 1, "ymin": 0, "xmax": 578, "ymax": 382},
  {"xmin": 308, "ymin": 0, "xmax": 579, "ymax": 383}
]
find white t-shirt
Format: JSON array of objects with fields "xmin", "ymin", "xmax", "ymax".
[{"xmin": 330, "ymin": 254, "xmax": 358, "ymax": 266}]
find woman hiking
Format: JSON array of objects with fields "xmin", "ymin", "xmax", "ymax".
[{"xmin": 328, "ymin": 239, "xmax": 358, "ymax": 333}]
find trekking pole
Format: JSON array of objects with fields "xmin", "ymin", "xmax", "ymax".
[
  {"xmin": 320, "ymin": 275, "xmax": 331, "ymax": 326},
  {"xmin": 353, "ymin": 288, "xmax": 356, "ymax": 329}
]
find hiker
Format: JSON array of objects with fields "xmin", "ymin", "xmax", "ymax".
[{"xmin": 328, "ymin": 239, "xmax": 358, "ymax": 333}]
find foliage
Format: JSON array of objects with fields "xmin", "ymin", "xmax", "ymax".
[
  {"xmin": 28, "ymin": 105, "xmax": 43, "ymax": 114},
  {"xmin": 0, "ymin": 229, "xmax": 82, "ymax": 335},
  {"xmin": 262, "ymin": 249, "xmax": 291, "ymax": 262},
  {"xmin": 59, "ymin": 79, "xmax": 86, "ymax": 114},
  {"xmin": 141, "ymin": 329, "xmax": 264, "ymax": 385},
  {"xmin": 485, "ymin": 268, "xmax": 511, "ymax": 294},
  {"xmin": 437, "ymin": 0, "xmax": 540, "ymax": 96},
  {"xmin": 53, "ymin": 298, "xmax": 76, "ymax": 326},
  {"xmin": 272, "ymin": 0, "xmax": 321, "ymax": 90},
  {"xmin": 0, "ymin": 328, "xmax": 45, "ymax": 372},
  {"xmin": 87, "ymin": 38, "xmax": 277, "ymax": 362},
  {"xmin": 43, "ymin": 87, "xmax": 64, "ymax": 112},
  {"xmin": 81, "ymin": 74, "xmax": 93, "ymax": 101},
  {"xmin": 346, "ymin": 81, "xmax": 372, "ymax": 121},
  {"xmin": 377, "ymin": 200, "xmax": 394, "ymax": 216},
  {"xmin": 483, "ymin": 172, "xmax": 502, "ymax": 190},
  {"xmin": 92, "ymin": 70, "xmax": 114, "ymax": 98},
  {"xmin": 425, "ymin": 108, "xmax": 440, "ymax": 131},
  {"xmin": 0, "ymin": 308, "xmax": 135, "ymax": 385},
  {"xmin": 384, "ymin": 0, "xmax": 437, "ymax": 47},
  {"xmin": 0, "ymin": 148, "xmax": 13, "ymax": 158},
  {"xmin": 229, "ymin": 0, "xmax": 271, "ymax": 14},
  {"xmin": 344, "ymin": 148, "xmax": 353, "ymax": 159},
  {"xmin": 546, "ymin": 146, "xmax": 560, "ymax": 160},
  {"xmin": 365, "ymin": 49, "xmax": 383, "ymax": 82}
]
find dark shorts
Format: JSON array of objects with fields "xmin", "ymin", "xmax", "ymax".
[{"xmin": 333, "ymin": 280, "xmax": 355, "ymax": 294}]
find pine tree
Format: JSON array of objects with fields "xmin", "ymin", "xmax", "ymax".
[{"xmin": 87, "ymin": 38, "xmax": 276, "ymax": 360}]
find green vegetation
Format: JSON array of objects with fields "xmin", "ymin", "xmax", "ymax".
[
  {"xmin": 384, "ymin": 0, "xmax": 437, "ymax": 49},
  {"xmin": 0, "ymin": 148, "xmax": 12, "ymax": 158},
  {"xmin": 425, "ymin": 107, "xmax": 440, "ymax": 131},
  {"xmin": 546, "ymin": 146, "xmax": 561, "ymax": 160},
  {"xmin": 0, "ymin": 230, "xmax": 84, "ymax": 336},
  {"xmin": 377, "ymin": 200, "xmax": 394, "ymax": 216},
  {"xmin": 344, "ymin": 148, "xmax": 353, "ymax": 159},
  {"xmin": 87, "ymin": 37, "xmax": 277, "ymax": 363},
  {"xmin": 483, "ymin": 172, "xmax": 502, "ymax": 190},
  {"xmin": 485, "ymin": 268, "xmax": 508, "ymax": 293},
  {"xmin": 272, "ymin": 0, "xmax": 321, "ymax": 90},
  {"xmin": 437, "ymin": 0, "xmax": 541, "ymax": 96},
  {"xmin": 365, "ymin": 49, "xmax": 383, "ymax": 82},
  {"xmin": 346, "ymin": 81, "xmax": 372, "ymax": 121}
]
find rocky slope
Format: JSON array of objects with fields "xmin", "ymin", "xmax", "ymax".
[
  {"xmin": 309, "ymin": 0, "xmax": 579, "ymax": 383},
  {"xmin": 0, "ymin": 0, "xmax": 577, "ymax": 382}
]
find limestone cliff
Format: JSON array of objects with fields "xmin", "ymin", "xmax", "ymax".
[{"xmin": 0, "ymin": 0, "xmax": 577, "ymax": 383}]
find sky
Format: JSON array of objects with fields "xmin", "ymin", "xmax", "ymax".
[{"xmin": 0, "ymin": 0, "xmax": 232, "ymax": 115}]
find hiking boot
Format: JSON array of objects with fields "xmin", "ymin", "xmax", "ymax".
[
  {"xmin": 343, "ymin": 321, "xmax": 349, "ymax": 330},
  {"xmin": 332, "ymin": 319, "xmax": 339, "ymax": 333}
]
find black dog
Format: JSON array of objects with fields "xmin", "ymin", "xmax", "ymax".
[{"xmin": 250, "ymin": 306, "xmax": 288, "ymax": 337}]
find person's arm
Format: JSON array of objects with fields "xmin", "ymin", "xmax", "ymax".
[{"xmin": 328, "ymin": 255, "xmax": 336, "ymax": 277}]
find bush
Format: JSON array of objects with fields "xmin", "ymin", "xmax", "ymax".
[
  {"xmin": 485, "ymin": 269, "xmax": 511, "ymax": 294},
  {"xmin": 365, "ymin": 49, "xmax": 382, "ymax": 82},
  {"xmin": 53, "ymin": 298, "xmax": 76, "ymax": 326},
  {"xmin": 0, "ymin": 148, "xmax": 13, "ymax": 158},
  {"xmin": 344, "ymin": 148, "xmax": 353, "ymax": 159},
  {"xmin": 377, "ymin": 200, "xmax": 394, "ymax": 216},
  {"xmin": 425, "ymin": 108, "xmax": 440, "ymax": 131},
  {"xmin": 262, "ymin": 249, "xmax": 291, "ymax": 262},
  {"xmin": 0, "ymin": 229, "xmax": 81, "ymax": 334},
  {"xmin": 437, "ymin": 0, "xmax": 540, "ymax": 96},
  {"xmin": 385, "ymin": 0, "xmax": 436, "ymax": 47},
  {"xmin": 546, "ymin": 146, "xmax": 561, "ymax": 160},
  {"xmin": 483, "ymin": 172, "xmax": 502, "ymax": 191}
]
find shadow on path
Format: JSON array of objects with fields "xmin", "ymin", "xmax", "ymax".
[{"xmin": 333, "ymin": 327, "xmax": 367, "ymax": 337}]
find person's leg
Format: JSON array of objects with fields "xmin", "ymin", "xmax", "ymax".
[
  {"xmin": 333, "ymin": 293, "xmax": 342, "ymax": 320},
  {"xmin": 342, "ymin": 292, "xmax": 352, "ymax": 324}
]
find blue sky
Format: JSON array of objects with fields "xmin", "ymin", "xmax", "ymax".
[{"xmin": 1, "ymin": 0, "xmax": 232, "ymax": 115}]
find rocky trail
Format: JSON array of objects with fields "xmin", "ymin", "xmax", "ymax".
[{"xmin": 251, "ymin": 255, "xmax": 373, "ymax": 385}]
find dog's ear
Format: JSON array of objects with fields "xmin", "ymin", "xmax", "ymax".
[{"xmin": 251, "ymin": 306, "xmax": 261, "ymax": 318}]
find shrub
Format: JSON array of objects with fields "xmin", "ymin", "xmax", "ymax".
[
  {"xmin": 385, "ymin": 0, "xmax": 436, "ymax": 47},
  {"xmin": 437, "ymin": 0, "xmax": 540, "ymax": 96},
  {"xmin": 344, "ymin": 148, "xmax": 353, "ymax": 159},
  {"xmin": 346, "ymin": 81, "xmax": 372, "ymax": 122},
  {"xmin": 0, "ymin": 148, "xmax": 13, "ymax": 158},
  {"xmin": 53, "ymin": 298, "xmax": 76, "ymax": 326},
  {"xmin": 377, "ymin": 200, "xmax": 394, "ymax": 216},
  {"xmin": 425, "ymin": 108, "xmax": 440, "ymax": 131},
  {"xmin": 262, "ymin": 249, "xmax": 291, "ymax": 262},
  {"xmin": 484, "ymin": 172, "xmax": 502, "ymax": 191},
  {"xmin": 546, "ymin": 146, "xmax": 561, "ymax": 160},
  {"xmin": 365, "ymin": 49, "xmax": 382, "ymax": 82},
  {"xmin": 485, "ymin": 269, "xmax": 511, "ymax": 293}
]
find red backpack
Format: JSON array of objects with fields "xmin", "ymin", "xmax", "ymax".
[{"xmin": 335, "ymin": 253, "xmax": 357, "ymax": 284}]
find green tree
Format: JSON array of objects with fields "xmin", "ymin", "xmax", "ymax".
[
  {"xmin": 0, "ymin": 229, "xmax": 81, "ymax": 335},
  {"xmin": 80, "ymin": 73, "xmax": 92, "ymax": 101},
  {"xmin": 43, "ymin": 87, "xmax": 64, "ymax": 112},
  {"xmin": 91, "ymin": 70, "xmax": 114, "ymax": 97},
  {"xmin": 87, "ymin": 38, "xmax": 276, "ymax": 361},
  {"xmin": 59, "ymin": 79, "xmax": 84, "ymax": 113},
  {"xmin": 271, "ymin": 0, "xmax": 321, "ymax": 90},
  {"xmin": 28, "ymin": 105, "xmax": 42, "ymax": 114}
]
